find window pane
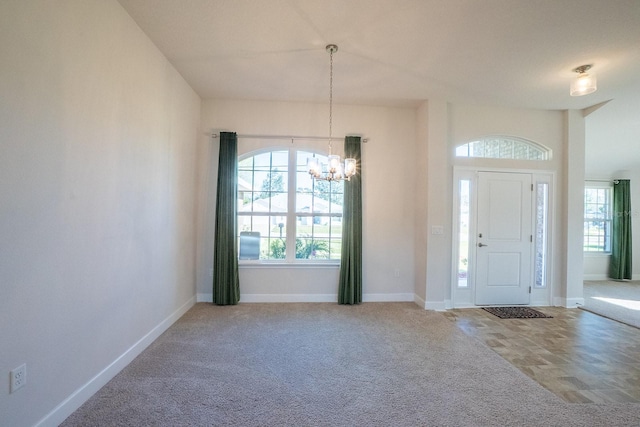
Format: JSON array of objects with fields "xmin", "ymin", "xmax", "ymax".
[
  {"xmin": 296, "ymin": 215, "xmax": 341, "ymax": 259},
  {"xmin": 455, "ymin": 137, "xmax": 548, "ymax": 160},
  {"xmin": 455, "ymin": 145, "xmax": 469, "ymax": 157},
  {"xmin": 583, "ymin": 185, "xmax": 612, "ymax": 252},
  {"xmin": 296, "ymin": 151, "xmax": 343, "ymax": 215},
  {"xmin": 238, "ymin": 214, "xmax": 287, "ymax": 260},
  {"xmin": 457, "ymin": 180, "xmax": 470, "ymax": 288},
  {"xmin": 535, "ymin": 183, "xmax": 548, "ymax": 288},
  {"xmin": 238, "ymin": 149, "xmax": 344, "ymax": 262}
]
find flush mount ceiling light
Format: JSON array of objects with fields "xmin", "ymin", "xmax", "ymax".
[
  {"xmin": 307, "ymin": 44, "xmax": 356, "ymax": 181},
  {"xmin": 570, "ymin": 64, "xmax": 597, "ymax": 96}
]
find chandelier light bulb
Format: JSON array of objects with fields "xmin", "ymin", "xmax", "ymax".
[
  {"xmin": 328, "ymin": 155, "xmax": 340, "ymax": 173},
  {"xmin": 344, "ymin": 158, "xmax": 357, "ymax": 177}
]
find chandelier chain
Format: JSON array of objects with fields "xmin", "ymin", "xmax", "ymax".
[
  {"xmin": 328, "ymin": 46, "xmax": 333, "ymax": 154},
  {"xmin": 307, "ymin": 44, "xmax": 356, "ymax": 182}
]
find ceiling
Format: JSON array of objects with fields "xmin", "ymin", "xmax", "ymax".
[{"xmin": 118, "ymin": 0, "xmax": 640, "ymax": 176}]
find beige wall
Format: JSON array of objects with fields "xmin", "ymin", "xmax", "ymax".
[
  {"xmin": 0, "ymin": 1, "xmax": 201, "ymax": 425},
  {"xmin": 198, "ymin": 99, "xmax": 417, "ymax": 301}
]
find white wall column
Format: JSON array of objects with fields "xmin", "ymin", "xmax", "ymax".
[
  {"xmin": 561, "ymin": 110, "xmax": 585, "ymax": 307},
  {"xmin": 424, "ymin": 100, "xmax": 451, "ymax": 310}
]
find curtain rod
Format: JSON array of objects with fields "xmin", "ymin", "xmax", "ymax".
[{"xmin": 211, "ymin": 133, "xmax": 368, "ymax": 143}]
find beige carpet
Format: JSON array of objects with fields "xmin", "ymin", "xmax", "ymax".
[
  {"xmin": 62, "ymin": 302, "xmax": 640, "ymax": 426},
  {"xmin": 582, "ymin": 281, "xmax": 640, "ymax": 329}
]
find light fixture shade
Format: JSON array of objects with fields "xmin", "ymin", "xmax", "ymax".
[
  {"xmin": 307, "ymin": 157, "xmax": 321, "ymax": 177},
  {"xmin": 344, "ymin": 158, "xmax": 357, "ymax": 177},
  {"xmin": 570, "ymin": 72, "xmax": 597, "ymax": 96},
  {"xmin": 327, "ymin": 154, "xmax": 341, "ymax": 173}
]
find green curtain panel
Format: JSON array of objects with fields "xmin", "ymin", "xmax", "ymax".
[
  {"xmin": 213, "ymin": 132, "xmax": 240, "ymax": 305},
  {"xmin": 610, "ymin": 179, "xmax": 632, "ymax": 280},
  {"xmin": 338, "ymin": 136, "xmax": 363, "ymax": 304}
]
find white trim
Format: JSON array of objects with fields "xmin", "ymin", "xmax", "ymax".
[
  {"xmin": 35, "ymin": 297, "xmax": 196, "ymax": 427},
  {"xmin": 451, "ymin": 166, "xmax": 555, "ymax": 308},
  {"xmin": 424, "ymin": 300, "xmax": 448, "ymax": 311},
  {"xmin": 239, "ymin": 262, "xmax": 340, "ymax": 269},
  {"xmin": 584, "ymin": 179, "xmax": 614, "ymax": 188},
  {"xmin": 198, "ymin": 293, "xmax": 414, "ymax": 303},
  {"xmin": 584, "ymin": 274, "xmax": 640, "ymax": 281},
  {"xmin": 530, "ymin": 300, "xmax": 551, "ymax": 307},
  {"xmin": 450, "ymin": 303, "xmax": 477, "ymax": 309},
  {"xmin": 363, "ymin": 293, "xmax": 414, "ymax": 302},
  {"xmin": 553, "ymin": 296, "xmax": 584, "ymax": 308},
  {"xmin": 241, "ymin": 293, "xmax": 337, "ymax": 303},
  {"xmin": 455, "ymin": 135, "xmax": 552, "ymax": 161},
  {"xmin": 583, "ymin": 274, "xmax": 610, "ymax": 281}
]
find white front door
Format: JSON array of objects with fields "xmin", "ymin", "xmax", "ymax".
[{"xmin": 475, "ymin": 172, "xmax": 532, "ymax": 305}]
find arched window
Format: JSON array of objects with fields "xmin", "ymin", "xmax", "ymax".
[
  {"xmin": 238, "ymin": 149, "xmax": 343, "ymax": 261},
  {"xmin": 455, "ymin": 136, "xmax": 550, "ymax": 160}
]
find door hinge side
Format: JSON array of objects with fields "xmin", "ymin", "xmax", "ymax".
[
  {"xmin": 530, "ymin": 235, "xmax": 533, "ymax": 242},
  {"xmin": 531, "ymin": 183, "xmax": 534, "ymax": 191},
  {"xmin": 529, "ymin": 286, "xmax": 532, "ymax": 294}
]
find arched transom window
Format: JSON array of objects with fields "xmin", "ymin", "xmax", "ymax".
[{"xmin": 455, "ymin": 136, "xmax": 550, "ymax": 160}]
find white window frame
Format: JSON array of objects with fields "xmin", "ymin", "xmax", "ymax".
[
  {"xmin": 455, "ymin": 135, "xmax": 551, "ymax": 161},
  {"xmin": 238, "ymin": 147, "xmax": 343, "ymax": 264},
  {"xmin": 583, "ymin": 181, "xmax": 613, "ymax": 254}
]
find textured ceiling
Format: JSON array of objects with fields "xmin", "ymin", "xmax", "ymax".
[{"xmin": 118, "ymin": 0, "xmax": 640, "ymax": 175}]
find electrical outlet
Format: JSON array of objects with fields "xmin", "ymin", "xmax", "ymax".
[{"xmin": 10, "ymin": 364, "xmax": 26, "ymax": 393}]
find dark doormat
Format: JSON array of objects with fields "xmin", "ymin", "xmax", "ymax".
[{"xmin": 482, "ymin": 306, "xmax": 553, "ymax": 319}]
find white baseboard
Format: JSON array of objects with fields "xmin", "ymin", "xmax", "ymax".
[
  {"xmin": 36, "ymin": 296, "xmax": 196, "ymax": 427},
  {"xmin": 199, "ymin": 292, "xmax": 415, "ymax": 303},
  {"xmin": 424, "ymin": 300, "xmax": 448, "ymax": 311},
  {"xmin": 583, "ymin": 274, "xmax": 609, "ymax": 281},
  {"xmin": 242, "ymin": 293, "xmax": 337, "ymax": 303},
  {"xmin": 584, "ymin": 274, "xmax": 640, "ymax": 281},
  {"xmin": 363, "ymin": 293, "xmax": 414, "ymax": 302},
  {"xmin": 530, "ymin": 300, "xmax": 551, "ymax": 307},
  {"xmin": 414, "ymin": 294, "xmax": 426, "ymax": 309},
  {"xmin": 450, "ymin": 302, "xmax": 477, "ymax": 309},
  {"xmin": 553, "ymin": 296, "xmax": 584, "ymax": 308}
]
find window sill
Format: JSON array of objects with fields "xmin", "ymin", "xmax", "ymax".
[
  {"xmin": 584, "ymin": 252, "xmax": 612, "ymax": 257},
  {"xmin": 239, "ymin": 261, "xmax": 340, "ymax": 269}
]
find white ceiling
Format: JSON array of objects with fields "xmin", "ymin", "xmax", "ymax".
[{"xmin": 118, "ymin": 0, "xmax": 640, "ymax": 176}]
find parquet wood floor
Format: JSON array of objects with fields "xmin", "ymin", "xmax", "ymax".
[{"xmin": 442, "ymin": 307, "xmax": 640, "ymax": 403}]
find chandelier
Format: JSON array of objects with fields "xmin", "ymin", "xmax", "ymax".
[{"xmin": 307, "ymin": 44, "xmax": 357, "ymax": 181}]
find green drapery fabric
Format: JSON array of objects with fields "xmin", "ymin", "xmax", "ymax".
[
  {"xmin": 610, "ymin": 179, "xmax": 632, "ymax": 280},
  {"xmin": 338, "ymin": 136, "xmax": 363, "ymax": 304},
  {"xmin": 213, "ymin": 132, "xmax": 240, "ymax": 305}
]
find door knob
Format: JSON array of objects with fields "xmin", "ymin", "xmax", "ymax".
[{"xmin": 478, "ymin": 243, "xmax": 488, "ymax": 247}]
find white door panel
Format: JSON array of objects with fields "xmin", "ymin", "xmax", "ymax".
[{"xmin": 476, "ymin": 172, "xmax": 532, "ymax": 305}]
